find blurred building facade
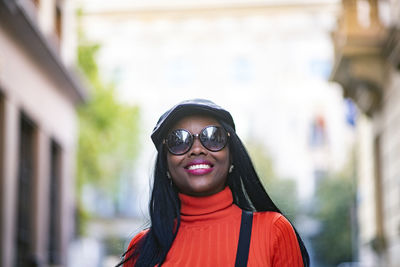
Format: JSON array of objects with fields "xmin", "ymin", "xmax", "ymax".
[
  {"xmin": 0, "ymin": 0, "xmax": 87, "ymax": 266},
  {"xmin": 331, "ymin": 0, "xmax": 400, "ymax": 266}
]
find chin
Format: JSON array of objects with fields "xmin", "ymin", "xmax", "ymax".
[{"xmin": 189, "ymin": 185, "xmax": 224, "ymax": 196}]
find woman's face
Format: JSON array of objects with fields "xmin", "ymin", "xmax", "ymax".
[{"xmin": 166, "ymin": 115, "xmax": 230, "ymax": 196}]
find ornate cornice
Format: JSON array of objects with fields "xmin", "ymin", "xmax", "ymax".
[
  {"xmin": 383, "ymin": 27, "xmax": 400, "ymax": 70},
  {"xmin": 330, "ymin": 0, "xmax": 386, "ymax": 116}
]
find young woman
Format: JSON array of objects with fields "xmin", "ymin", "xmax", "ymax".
[{"xmin": 119, "ymin": 99, "xmax": 309, "ymax": 267}]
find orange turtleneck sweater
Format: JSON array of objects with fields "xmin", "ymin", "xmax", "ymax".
[{"xmin": 124, "ymin": 187, "xmax": 303, "ymax": 266}]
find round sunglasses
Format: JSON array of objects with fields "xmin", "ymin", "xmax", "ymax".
[{"xmin": 164, "ymin": 126, "xmax": 230, "ymax": 155}]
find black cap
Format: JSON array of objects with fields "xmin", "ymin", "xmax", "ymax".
[{"xmin": 151, "ymin": 99, "xmax": 235, "ymax": 148}]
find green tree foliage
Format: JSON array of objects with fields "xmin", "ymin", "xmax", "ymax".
[
  {"xmin": 310, "ymin": 166, "xmax": 356, "ymax": 266},
  {"xmin": 76, "ymin": 34, "xmax": 140, "ymax": 234},
  {"xmin": 246, "ymin": 141, "xmax": 299, "ymax": 222}
]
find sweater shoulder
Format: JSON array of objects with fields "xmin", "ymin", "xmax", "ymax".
[
  {"xmin": 252, "ymin": 210, "xmax": 282, "ymax": 224},
  {"xmin": 127, "ymin": 229, "xmax": 148, "ymax": 250},
  {"xmin": 123, "ymin": 229, "xmax": 149, "ymax": 267},
  {"xmin": 253, "ymin": 211, "xmax": 296, "ymax": 235},
  {"xmin": 252, "ymin": 211, "xmax": 297, "ymax": 242},
  {"xmin": 251, "ymin": 211, "xmax": 303, "ymax": 266}
]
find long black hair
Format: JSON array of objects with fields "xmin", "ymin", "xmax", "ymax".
[{"xmin": 118, "ymin": 119, "xmax": 310, "ymax": 266}]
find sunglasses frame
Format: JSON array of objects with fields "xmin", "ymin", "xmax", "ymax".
[{"xmin": 163, "ymin": 125, "xmax": 230, "ymax": 155}]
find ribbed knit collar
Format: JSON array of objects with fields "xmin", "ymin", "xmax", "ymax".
[{"xmin": 178, "ymin": 187, "xmax": 240, "ymax": 224}]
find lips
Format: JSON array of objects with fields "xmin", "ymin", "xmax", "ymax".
[{"xmin": 185, "ymin": 160, "xmax": 214, "ymax": 175}]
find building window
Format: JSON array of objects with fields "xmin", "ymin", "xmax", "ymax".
[
  {"xmin": 31, "ymin": 0, "xmax": 40, "ymax": 7},
  {"xmin": 232, "ymin": 56, "xmax": 253, "ymax": 84},
  {"xmin": 26, "ymin": 0, "xmax": 40, "ymax": 21},
  {"xmin": 48, "ymin": 140, "xmax": 62, "ymax": 264},
  {"xmin": 55, "ymin": 2, "xmax": 63, "ymax": 48},
  {"xmin": 0, "ymin": 92, "xmax": 4, "ymax": 180},
  {"xmin": 16, "ymin": 114, "xmax": 36, "ymax": 267},
  {"xmin": 0, "ymin": 92, "xmax": 4, "ymax": 227},
  {"xmin": 373, "ymin": 135, "xmax": 386, "ymax": 253}
]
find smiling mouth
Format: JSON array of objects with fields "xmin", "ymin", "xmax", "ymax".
[
  {"xmin": 184, "ymin": 162, "xmax": 214, "ymax": 175},
  {"xmin": 186, "ymin": 164, "xmax": 212, "ymax": 170}
]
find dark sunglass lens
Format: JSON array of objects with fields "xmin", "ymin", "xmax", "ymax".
[
  {"xmin": 200, "ymin": 126, "xmax": 227, "ymax": 151},
  {"xmin": 167, "ymin": 130, "xmax": 192, "ymax": 154}
]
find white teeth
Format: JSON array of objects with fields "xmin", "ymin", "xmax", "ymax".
[{"xmin": 187, "ymin": 164, "xmax": 211, "ymax": 170}]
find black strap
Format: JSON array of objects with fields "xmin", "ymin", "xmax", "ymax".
[{"xmin": 235, "ymin": 210, "xmax": 253, "ymax": 267}]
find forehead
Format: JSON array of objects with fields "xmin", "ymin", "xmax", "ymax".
[{"xmin": 170, "ymin": 115, "xmax": 221, "ymax": 132}]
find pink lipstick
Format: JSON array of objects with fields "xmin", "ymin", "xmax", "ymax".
[{"xmin": 185, "ymin": 160, "xmax": 213, "ymax": 175}]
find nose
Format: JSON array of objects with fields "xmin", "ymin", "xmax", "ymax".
[{"xmin": 189, "ymin": 135, "xmax": 207, "ymax": 156}]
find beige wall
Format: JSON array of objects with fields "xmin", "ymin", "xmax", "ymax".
[
  {"xmin": 34, "ymin": 0, "xmax": 77, "ymax": 65},
  {"xmin": 0, "ymin": 25, "xmax": 78, "ymax": 146},
  {"xmin": 331, "ymin": 0, "xmax": 400, "ymax": 265},
  {"xmin": 0, "ymin": 15, "xmax": 79, "ymax": 267},
  {"xmin": 356, "ymin": 113, "xmax": 384, "ymax": 266},
  {"xmin": 0, "ymin": 92, "xmax": 19, "ymax": 267},
  {"xmin": 356, "ymin": 66, "xmax": 400, "ymax": 267},
  {"xmin": 356, "ymin": 115, "xmax": 375, "ymax": 239},
  {"xmin": 379, "ymin": 69, "xmax": 400, "ymax": 266}
]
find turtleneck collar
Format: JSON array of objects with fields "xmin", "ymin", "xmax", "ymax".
[{"xmin": 178, "ymin": 187, "xmax": 241, "ymax": 225}]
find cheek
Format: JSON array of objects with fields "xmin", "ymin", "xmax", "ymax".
[
  {"xmin": 223, "ymin": 148, "xmax": 231, "ymax": 166},
  {"xmin": 218, "ymin": 150, "xmax": 231, "ymax": 172},
  {"xmin": 166, "ymin": 154, "xmax": 182, "ymax": 175},
  {"xmin": 166, "ymin": 154, "xmax": 174, "ymax": 170}
]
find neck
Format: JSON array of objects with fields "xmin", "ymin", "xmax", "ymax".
[{"xmin": 178, "ymin": 187, "xmax": 239, "ymax": 224}]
